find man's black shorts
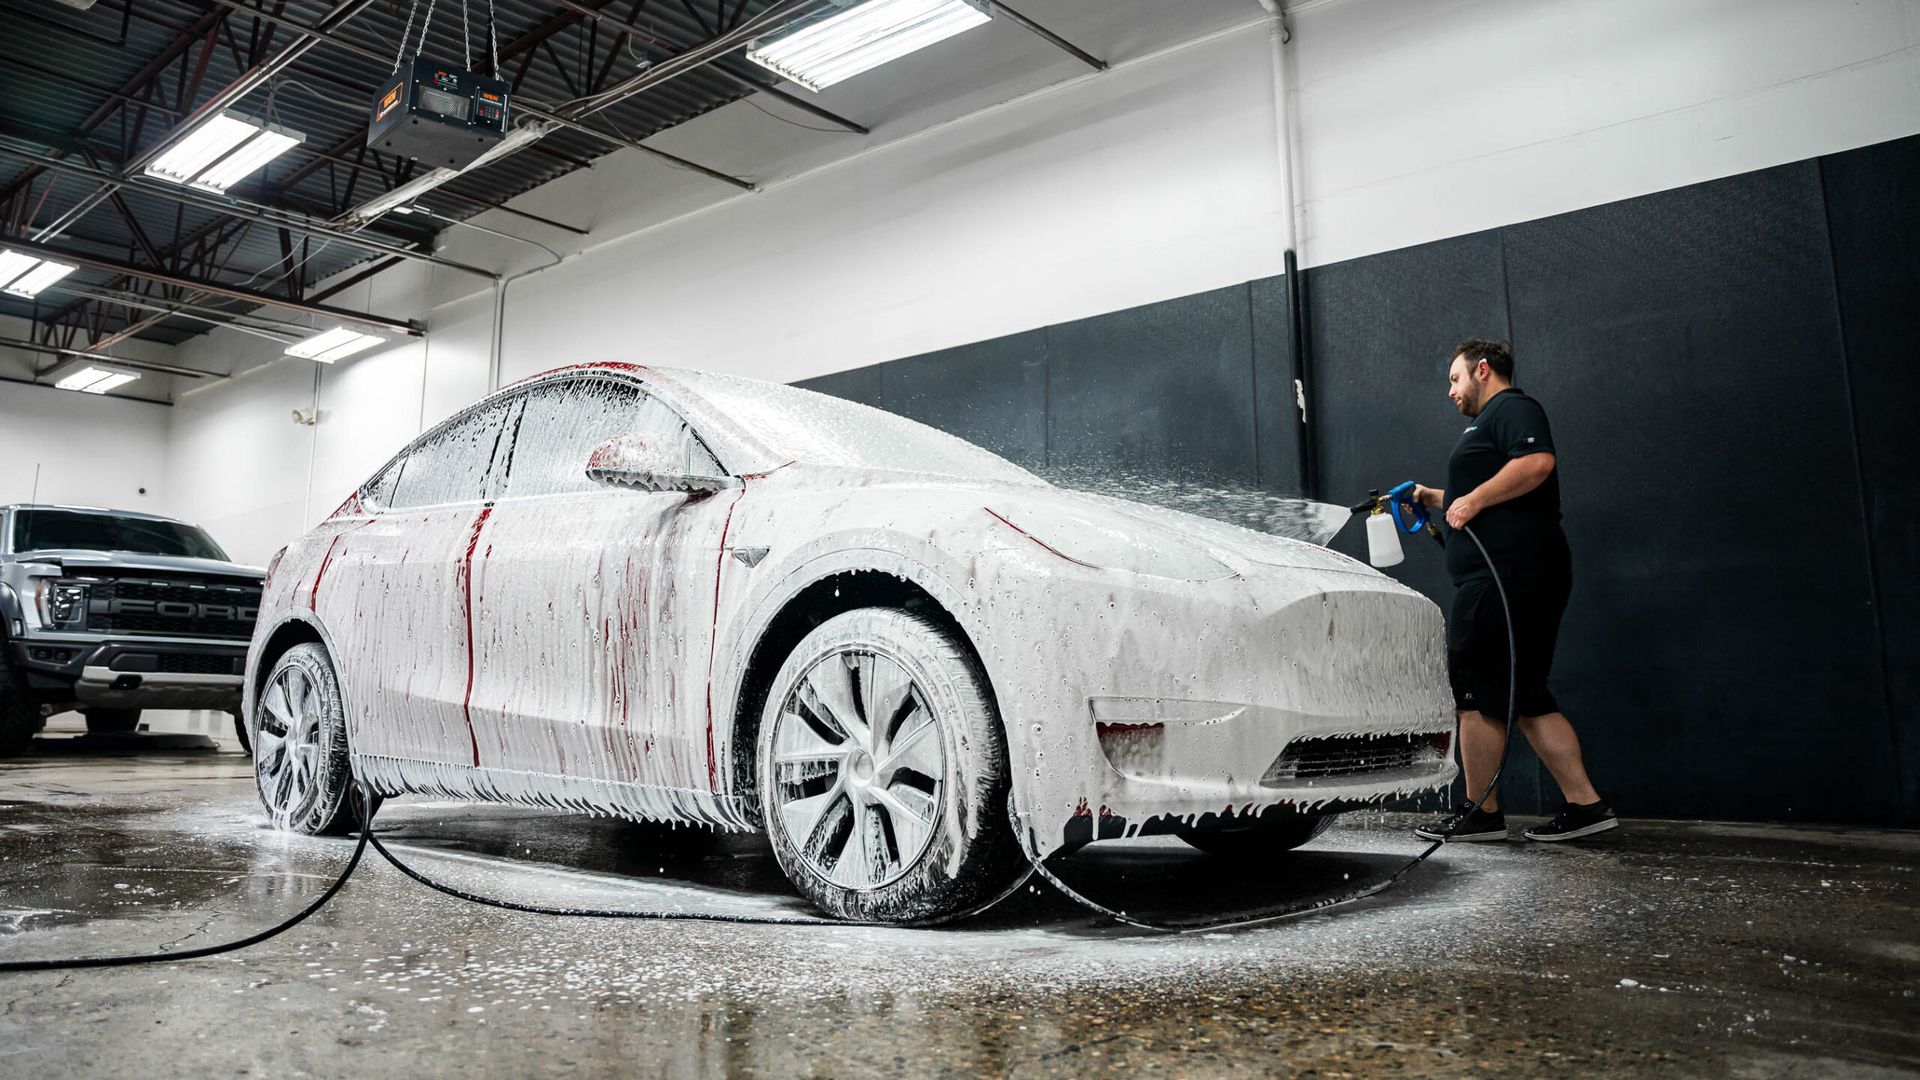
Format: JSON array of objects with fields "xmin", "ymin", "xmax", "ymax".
[{"xmin": 1447, "ymin": 534, "xmax": 1572, "ymax": 719}]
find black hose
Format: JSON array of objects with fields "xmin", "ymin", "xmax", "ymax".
[{"xmin": 0, "ymin": 812, "xmax": 370, "ymax": 973}]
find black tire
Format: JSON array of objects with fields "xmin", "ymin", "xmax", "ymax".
[
  {"xmin": 231, "ymin": 710, "xmax": 251, "ymax": 755},
  {"xmin": 82, "ymin": 708, "xmax": 142, "ymax": 734},
  {"xmin": 251, "ymin": 642, "xmax": 358, "ymax": 835},
  {"xmin": 0, "ymin": 652, "xmax": 40, "ymax": 757},
  {"xmin": 1176, "ymin": 813, "xmax": 1338, "ymax": 857},
  {"xmin": 757, "ymin": 608, "xmax": 1021, "ymax": 924}
]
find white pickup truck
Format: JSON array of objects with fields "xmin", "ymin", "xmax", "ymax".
[{"xmin": 0, "ymin": 504, "xmax": 263, "ymax": 755}]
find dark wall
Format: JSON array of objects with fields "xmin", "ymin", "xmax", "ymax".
[{"xmin": 799, "ymin": 132, "xmax": 1920, "ymax": 825}]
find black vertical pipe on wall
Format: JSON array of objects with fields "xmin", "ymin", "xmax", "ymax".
[{"xmin": 1284, "ymin": 249, "xmax": 1316, "ymax": 498}]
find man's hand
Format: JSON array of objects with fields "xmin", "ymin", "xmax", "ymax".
[
  {"xmin": 1412, "ymin": 484, "xmax": 1444, "ymax": 509},
  {"xmin": 1446, "ymin": 493, "xmax": 1482, "ymax": 530}
]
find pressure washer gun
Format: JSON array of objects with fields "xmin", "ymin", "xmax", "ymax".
[{"xmin": 1349, "ymin": 482, "xmax": 1443, "ymax": 568}]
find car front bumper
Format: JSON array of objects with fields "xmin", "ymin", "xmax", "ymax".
[
  {"xmin": 967, "ymin": 544, "xmax": 1457, "ymax": 856},
  {"xmin": 8, "ymin": 634, "xmax": 247, "ymax": 711}
]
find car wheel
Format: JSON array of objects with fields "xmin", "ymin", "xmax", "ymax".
[
  {"xmin": 252, "ymin": 643, "xmax": 358, "ymax": 835},
  {"xmin": 758, "ymin": 608, "xmax": 1020, "ymax": 924},
  {"xmin": 1175, "ymin": 813, "xmax": 1337, "ymax": 857},
  {"xmin": 230, "ymin": 710, "xmax": 251, "ymax": 755},
  {"xmin": 82, "ymin": 708, "xmax": 142, "ymax": 734},
  {"xmin": 0, "ymin": 652, "xmax": 40, "ymax": 757}
]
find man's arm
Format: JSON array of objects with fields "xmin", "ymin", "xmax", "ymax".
[{"xmin": 1445, "ymin": 453, "xmax": 1556, "ymax": 529}]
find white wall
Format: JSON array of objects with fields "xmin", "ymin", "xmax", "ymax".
[
  {"xmin": 78, "ymin": 0, "xmax": 1920, "ymax": 562},
  {"xmin": 0, "ymin": 381, "xmax": 171, "ymax": 512}
]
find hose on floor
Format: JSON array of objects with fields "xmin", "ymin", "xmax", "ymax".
[{"xmin": 0, "ymin": 524, "xmax": 1513, "ymax": 967}]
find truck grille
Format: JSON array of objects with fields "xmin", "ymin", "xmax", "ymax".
[
  {"xmin": 85, "ymin": 575, "xmax": 261, "ymax": 640},
  {"xmin": 1261, "ymin": 732, "xmax": 1450, "ymax": 785}
]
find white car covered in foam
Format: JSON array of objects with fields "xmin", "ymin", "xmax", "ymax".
[{"xmin": 245, "ymin": 363, "xmax": 1456, "ymax": 922}]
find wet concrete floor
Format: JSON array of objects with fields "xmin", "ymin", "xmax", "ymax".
[{"xmin": 1, "ymin": 711, "xmax": 1915, "ymax": 1077}]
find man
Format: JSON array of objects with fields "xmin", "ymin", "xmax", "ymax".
[{"xmin": 1409, "ymin": 339, "xmax": 1617, "ymax": 842}]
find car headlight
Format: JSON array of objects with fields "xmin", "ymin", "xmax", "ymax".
[
  {"xmin": 986, "ymin": 506, "xmax": 1236, "ymax": 581},
  {"xmin": 37, "ymin": 581, "xmax": 90, "ymax": 630}
]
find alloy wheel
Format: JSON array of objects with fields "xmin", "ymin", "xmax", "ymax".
[{"xmin": 769, "ymin": 648, "xmax": 947, "ymax": 891}]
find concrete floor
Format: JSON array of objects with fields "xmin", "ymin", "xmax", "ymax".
[{"xmin": 1, "ymin": 712, "xmax": 1915, "ymax": 1078}]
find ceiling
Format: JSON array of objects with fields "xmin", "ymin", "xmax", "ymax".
[{"xmin": 0, "ymin": 0, "xmax": 852, "ymax": 349}]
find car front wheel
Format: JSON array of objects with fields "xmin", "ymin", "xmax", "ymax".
[
  {"xmin": 252, "ymin": 643, "xmax": 358, "ymax": 835},
  {"xmin": 757, "ymin": 608, "xmax": 1020, "ymax": 924}
]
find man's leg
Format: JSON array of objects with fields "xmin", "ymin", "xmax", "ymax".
[
  {"xmin": 1458, "ymin": 709, "xmax": 1508, "ymax": 811},
  {"xmin": 1516, "ymin": 712, "xmax": 1601, "ymax": 805}
]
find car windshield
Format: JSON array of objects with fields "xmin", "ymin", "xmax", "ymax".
[
  {"xmin": 11, "ymin": 509, "xmax": 230, "ymax": 561},
  {"xmin": 664, "ymin": 369, "xmax": 1046, "ymax": 485}
]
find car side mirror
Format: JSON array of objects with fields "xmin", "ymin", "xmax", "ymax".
[{"xmin": 586, "ymin": 433, "xmax": 736, "ymax": 494}]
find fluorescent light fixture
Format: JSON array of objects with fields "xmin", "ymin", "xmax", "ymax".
[
  {"xmin": 345, "ymin": 123, "xmax": 549, "ymax": 224},
  {"xmin": 747, "ymin": 0, "xmax": 992, "ymax": 92},
  {"xmin": 285, "ymin": 326, "xmax": 386, "ymax": 363},
  {"xmin": 52, "ymin": 363, "xmax": 141, "ymax": 395},
  {"xmin": 0, "ymin": 249, "xmax": 78, "ymax": 298},
  {"xmin": 144, "ymin": 111, "xmax": 305, "ymax": 193}
]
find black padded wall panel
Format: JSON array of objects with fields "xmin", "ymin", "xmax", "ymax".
[
  {"xmin": 1044, "ymin": 285, "xmax": 1259, "ymax": 486},
  {"xmin": 881, "ymin": 330, "xmax": 1050, "ymax": 470},
  {"xmin": 1820, "ymin": 136, "xmax": 1920, "ymax": 820},
  {"xmin": 1500, "ymin": 160, "xmax": 1901, "ymax": 822},
  {"xmin": 793, "ymin": 131, "xmax": 1920, "ymax": 826}
]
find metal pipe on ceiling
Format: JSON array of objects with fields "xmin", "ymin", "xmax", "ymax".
[
  {"xmin": 0, "ymin": 235, "xmax": 422, "ymax": 336},
  {"xmin": 189, "ymin": 0, "xmax": 758, "ymax": 191},
  {"xmin": 0, "ymin": 139, "xmax": 498, "ymax": 280},
  {"xmin": 28, "ymin": 0, "xmax": 384, "ymax": 244},
  {"xmin": 543, "ymin": 0, "xmax": 870, "ymax": 135},
  {"xmin": 989, "ymin": 3, "xmax": 1107, "ymax": 71},
  {"xmin": 0, "ymin": 336, "xmax": 219, "ymax": 380}
]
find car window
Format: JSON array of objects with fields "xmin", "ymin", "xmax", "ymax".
[
  {"xmin": 387, "ymin": 402, "xmax": 512, "ymax": 509},
  {"xmin": 501, "ymin": 379, "xmax": 721, "ymax": 498}
]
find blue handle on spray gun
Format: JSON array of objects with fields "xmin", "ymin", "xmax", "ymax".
[{"xmin": 1385, "ymin": 481, "xmax": 1429, "ymax": 534}]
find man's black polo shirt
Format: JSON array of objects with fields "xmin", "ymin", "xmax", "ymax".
[{"xmin": 1444, "ymin": 387, "xmax": 1563, "ymax": 582}]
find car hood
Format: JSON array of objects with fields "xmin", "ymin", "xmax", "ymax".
[{"xmin": 8, "ymin": 549, "xmax": 266, "ymax": 581}]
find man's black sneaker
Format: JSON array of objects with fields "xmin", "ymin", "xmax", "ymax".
[
  {"xmin": 1523, "ymin": 801, "xmax": 1619, "ymax": 842},
  {"xmin": 1413, "ymin": 806, "xmax": 1508, "ymax": 842}
]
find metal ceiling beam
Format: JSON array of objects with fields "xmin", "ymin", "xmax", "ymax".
[
  {"xmin": 0, "ymin": 337, "xmax": 219, "ymax": 381},
  {"xmin": 989, "ymin": 3, "xmax": 1106, "ymax": 71},
  {"xmin": 197, "ymin": 0, "xmax": 756, "ymax": 193},
  {"xmin": 0, "ymin": 6, "xmax": 230, "ymax": 207},
  {"xmin": 545, "ymin": 0, "xmax": 870, "ymax": 134},
  {"xmin": 0, "ymin": 139, "xmax": 498, "ymax": 280},
  {"xmin": 0, "ymin": 236, "xmax": 422, "ymax": 336}
]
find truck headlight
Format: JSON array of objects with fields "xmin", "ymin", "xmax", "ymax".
[{"xmin": 38, "ymin": 581, "xmax": 90, "ymax": 629}]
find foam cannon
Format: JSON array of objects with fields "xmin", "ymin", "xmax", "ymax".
[{"xmin": 1350, "ymin": 482, "xmax": 1441, "ymax": 568}]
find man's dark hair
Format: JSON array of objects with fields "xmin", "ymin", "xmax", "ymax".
[{"xmin": 1453, "ymin": 338, "xmax": 1514, "ymax": 382}]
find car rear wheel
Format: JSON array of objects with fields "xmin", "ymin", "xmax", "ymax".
[
  {"xmin": 252, "ymin": 643, "xmax": 358, "ymax": 835},
  {"xmin": 82, "ymin": 708, "xmax": 142, "ymax": 734},
  {"xmin": 1175, "ymin": 813, "xmax": 1337, "ymax": 857},
  {"xmin": 757, "ymin": 608, "xmax": 1020, "ymax": 924}
]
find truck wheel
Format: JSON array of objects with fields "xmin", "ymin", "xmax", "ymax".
[
  {"xmin": 83, "ymin": 708, "xmax": 142, "ymax": 734},
  {"xmin": 0, "ymin": 652, "xmax": 39, "ymax": 757},
  {"xmin": 757, "ymin": 608, "xmax": 1021, "ymax": 924},
  {"xmin": 252, "ymin": 643, "xmax": 358, "ymax": 835},
  {"xmin": 1175, "ymin": 813, "xmax": 1337, "ymax": 857}
]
